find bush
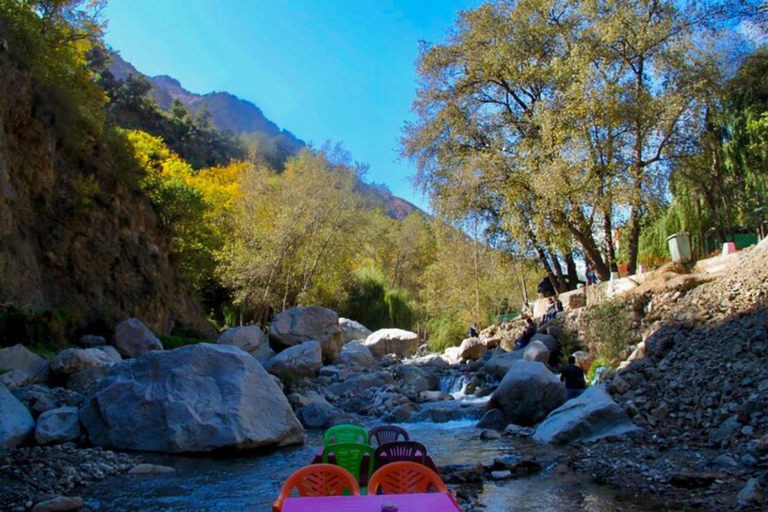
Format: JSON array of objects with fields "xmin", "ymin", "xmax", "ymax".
[
  {"xmin": 0, "ymin": 306, "xmax": 81, "ymax": 355},
  {"xmin": 580, "ymin": 299, "xmax": 635, "ymax": 366},
  {"xmin": 426, "ymin": 313, "xmax": 465, "ymax": 353},
  {"xmin": 158, "ymin": 335, "xmax": 207, "ymax": 350}
]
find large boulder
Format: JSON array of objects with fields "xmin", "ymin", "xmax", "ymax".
[
  {"xmin": 0, "ymin": 383, "xmax": 35, "ymax": 448},
  {"xmin": 34, "ymin": 406, "xmax": 81, "ymax": 445},
  {"xmin": 80, "ymin": 344, "xmax": 304, "ymax": 453},
  {"xmin": 532, "ymin": 385, "xmax": 641, "ymax": 444},
  {"xmin": 327, "ymin": 371, "xmax": 395, "ymax": 397},
  {"xmin": 338, "ymin": 318, "xmax": 372, "ymax": 344},
  {"xmin": 364, "ymin": 329, "xmax": 419, "ymax": 358},
  {"xmin": 335, "ymin": 341, "xmax": 375, "ymax": 368},
  {"xmin": 113, "ymin": 318, "xmax": 163, "ymax": 358},
  {"xmin": 50, "ymin": 348, "xmax": 114, "ymax": 376},
  {"xmin": 269, "ymin": 307, "xmax": 342, "ymax": 362},
  {"xmin": 530, "ymin": 333, "xmax": 558, "ymax": 352},
  {"xmin": 489, "ymin": 361, "xmax": 566, "ymax": 426},
  {"xmin": 265, "ymin": 340, "xmax": 322, "ymax": 378},
  {"xmin": 0, "ymin": 344, "xmax": 49, "ymax": 383},
  {"xmin": 458, "ymin": 337, "xmax": 497, "ymax": 361},
  {"xmin": 483, "ymin": 342, "xmax": 551, "ymax": 380},
  {"xmin": 217, "ymin": 326, "xmax": 274, "ymax": 363}
]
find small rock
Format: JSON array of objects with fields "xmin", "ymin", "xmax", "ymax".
[
  {"xmin": 480, "ymin": 429, "xmax": 501, "ymax": 441},
  {"xmin": 490, "ymin": 470, "xmax": 512, "ymax": 480},
  {"xmin": 128, "ymin": 463, "xmax": 176, "ymax": 474},
  {"xmin": 31, "ymin": 495, "xmax": 84, "ymax": 512}
]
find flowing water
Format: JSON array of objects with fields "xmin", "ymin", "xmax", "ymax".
[{"xmin": 82, "ymin": 420, "xmax": 658, "ymax": 511}]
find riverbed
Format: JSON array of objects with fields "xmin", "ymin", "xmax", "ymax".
[{"xmin": 82, "ymin": 421, "xmax": 661, "ymax": 511}]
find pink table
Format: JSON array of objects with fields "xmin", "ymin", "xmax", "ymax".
[{"xmin": 281, "ymin": 492, "xmax": 461, "ymax": 511}]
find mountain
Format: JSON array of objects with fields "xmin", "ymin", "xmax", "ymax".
[{"xmin": 108, "ymin": 52, "xmax": 426, "ymax": 220}]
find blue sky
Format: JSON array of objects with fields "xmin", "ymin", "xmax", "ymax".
[{"xmin": 103, "ymin": 0, "xmax": 481, "ymax": 210}]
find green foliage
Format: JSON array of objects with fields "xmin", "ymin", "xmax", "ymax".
[
  {"xmin": 0, "ymin": 305, "xmax": 81, "ymax": 354},
  {"xmin": 580, "ymin": 299, "xmax": 634, "ymax": 366},
  {"xmin": 425, "ymin": 313, "xmax": 465, "ymax": 353},
  {"xmin": 69, "ymin": 173, "xmax": 101, "ymax": 213},
  {"xmin": 158, "ymin": 334, "xmax": 206, "ymax": 350}
]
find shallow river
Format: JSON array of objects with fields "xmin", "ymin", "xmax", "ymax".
[{"xmin": 82, "ymin": 420, "xmax": 660, "ymax": 511}]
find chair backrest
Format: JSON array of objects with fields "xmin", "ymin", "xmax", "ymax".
[
  {"xmin": 272, "ymin": 464, "xmax": 359, "ymax": 512},
  {"xmin": 322, "ymin": 443, "xmax": 376, "ymax": 483},
  {"xmin": 324, "ymin": 424, "xmax": 369, "ymax": 446},
  {"xmin": 368, "ymin": 461, "xmax": 448, "ymax": 495},
  {"xmin": 368, "ymin": 425, "xmax": 409, "ymax": 447},
  {"xmin": 374, "ymin": 441, "xmax": 427, "ymax": 470}
]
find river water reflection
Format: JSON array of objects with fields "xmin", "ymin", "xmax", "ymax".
[{"xmin": 83, "ymin": 421, "xmax": 657, "ymax": 511}]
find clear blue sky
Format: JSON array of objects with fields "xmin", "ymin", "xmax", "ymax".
[{"xmin": 102, "ymin": 0, "xmax": 481, "ymax": 210}]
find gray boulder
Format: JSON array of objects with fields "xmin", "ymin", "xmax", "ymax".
[
  {"xmin": 80, "ymin": 344, "xmax": 304, "ymax": 453},
  {"xmin": 532, "ymin": 385, "xmax": 641, "ymax": 444},
  {"xmin": 327, "ymin": 371, "xmax": 395, "ymax": 396},
  {"xmin": 295, "ymin": 402, "xmax": 353, "ymax": 429},
  {"xmin": 364, "ymin": 329, "xmax": 419, "ymax": 358},
  {"xmin": 97, "ymin": 345, "xmax": 122, "ymax": 363},
  {"xmin": 78, "ymin": 335, "xmax": 107, "ymax": 348},
  {"xmin": 335, "ymin": 341, "xmax": 375, "ymax": 368},
  {"xmin": 217, "ymin": 325, "xmax": 274, "ymax": 363},
  {"xmin": 113, "ymin": 318, "xmax": 163, "ymax": 358},
  {"xmin": 483, "ymin": 342, "xmax": 551, "ymax": 379},
  {"xmin": 34, "ymin": 406, "xmax": 81, "ymax": 445},
  {"xmin": 66, "ymin": 366, "xmax": 111, "ymax": 394},
  {"xmin": 269, "ymin": 307, "xmax": 342, "ymax": 362},
  {"xmin": 265, "ymin": 340, "xmax": 322, "ymax": 378},
  {"xmin": 0, "ymin": 383, "xmax": 35, "ymax": 448},
  {"xmin": 1, "ymin": 370, "xmax": 31, "ymax": 391},
  {"xmin": 489, "ymin": 361, "xmax": 566, "ymax": 426},
  {"xmin": 531, "ymin": 333, "xmax": 558, "ymax": 352},
  {"xmin": 457, "ymin": 337, "xmax": 488, "ymax": 361},
  {"xmin": 0, "ymin": 344, "xmax": 49, "ymax": 383},
  {"xmin": 339, "ymin": 318, "xmax": 372, "ymax": 344},
  {"xmin": 50, "ymin": 348, "xmax": 114, "ymax": 375}
]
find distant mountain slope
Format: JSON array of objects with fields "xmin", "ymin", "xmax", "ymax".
[
  {"xmin": 108, "ymin": 52, "xmax": 426, "ymax": 220},
  {"xmin": 109, "ymin": 53, "xmax": 303, "ymax": 148}
]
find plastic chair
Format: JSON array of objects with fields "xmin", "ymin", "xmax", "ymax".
[
  {"xmin": 368, "ymin": 461, "xmax": 448, "ymax": 495},
  {"xmin": 369, "ymin": 425, "xmax": 409, "ymax": 447},
  {"xmin": 324, "ymin": 424, "xmax": 369, "ymax": 446},
  {"xmin": 322, "ymin": 443, "xmax": 376, "ymax": 493},
  {"xmin": 272, "ymin": 464, "xmax": 360, "ymax": 512},
  {"xmin": 374, "ymin": 441, "xmax": 427, "ymax": 470}
]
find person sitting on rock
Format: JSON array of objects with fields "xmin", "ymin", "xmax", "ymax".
[
  {"xmin": 468, "ymin": 323, "xmax": 479, "ymax": 338},
  {"xmin": 514, "ymin": 318, "xmax": 537, "ymax": 349},
  {"xmin": 560, "ymin": 356, "xmax": 586, "ymax": 399}
]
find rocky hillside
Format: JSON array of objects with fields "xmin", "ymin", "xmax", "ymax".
[{"xmin": 0, "ymin": 51, "xmax": 212, "ymax": 338}]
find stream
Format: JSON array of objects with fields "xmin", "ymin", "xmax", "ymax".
[{"xmin": 82, "ymin": 419, "xmax": 660, "ymax": 511}]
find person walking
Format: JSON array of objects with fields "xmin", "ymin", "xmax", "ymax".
[{"xmin": 560, "ymin": 356, "xmax": 586, "ymax": 399}]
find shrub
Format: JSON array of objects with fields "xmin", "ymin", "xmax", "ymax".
[
  {"xmin": 579, "ymin": 299, "xmax": 635, "ymax": 366},
  {"xmin": 426, "ymin": 313, "xmax": 465, "ymax": 353}
]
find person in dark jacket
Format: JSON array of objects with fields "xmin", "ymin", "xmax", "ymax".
[
  {"xmin": 560, "ymin": 356, "xmax": 586, "ymax": 399},
  {"xmin": 468, "ymin": 324, "xmax": 479, "ymax": 338},
  {"xmin": 515, "ymin": 318, "xmax": 537, "ymax": 349}
]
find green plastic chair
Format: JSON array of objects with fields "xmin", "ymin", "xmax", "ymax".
[
  {"xmin": 322, "ymin": 442, "xmax": 376, "ymax": 495},
  {"xmin": 324, "ymin": 424, "xmax": 369, "ymax": 446}
]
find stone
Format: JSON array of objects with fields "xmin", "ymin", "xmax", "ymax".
[
  {"xmin": 364, "ymin": 329, "xmax": 419, "ymax": 358},
  {"xmin": 530, "ymin": 333, "xmax": 558, "ymax": 352},
  {"xmin": 96, "ymin": 346, "xmax": 122, "ymax": 363},
  {"xmin": 80, "ymin": 343, "xmax": 304, "ymax": 453},
  {"xmin": 128, "ymin": 463, "xmax": 176, "ymax": 474},
  {"xmin": 419, "ymin": 390, "xmax": 453, "ymax": 402},
  {"xmin": 1, "ymin": 369, "xmax": 31, "ymax": 390},
  {"xmin": 264, "ymin": 340, "xmax": 322, "ymax": 378},
  {"xmin": 50, "ymin": 348, "xmax": 114, "ymax": 375},
  {"xmin": 0, "ymin": 383, "xmax": 35, "ymax": 448},
  {"xmin": 269, "ymin": 306, "xmax": 342, "ymax": 362},
  {"xmin": 34, "ymin": 406, "xmax": 81, "ymax": 445},
  {"xmin": 338, "ymin": 318, "xmax": 372, "ymax": 344},
  {"xmin": 328, "ymin": 371, "xmax": 395, "ymax": 396},
  {"xmin": 216, "ymin": 325, "xmax": 274, "ymax": 363},
  {"xmin": 710, "ymin": 416, "xmax": 742, "ymax": 446},
  {"xmin": 480, "ymin": 429, "xmax": 501, "ymax": 440},
  {"xmin": 483, "ymin": 342, "xmax": 550, "ymax": 379},
  {"xmin": 490, "ymin": 470, "xmax": 512, "ymax": 480},
  {"xmin": 0, "ymin": 344, "xmax": 49, "ymax": 383},
  {"xmin": 489, "ymin": 361, "xmax": 566, "ymax": 426},
  {"xmin": 295, "ymin": 402, "xmax": 351, "ymax": 429},
  {"xmin": 334, "ymin": 341, "xmax": 375, "ymax": 368},
  {"xmin": 477, "ymin": 408, "xmax": 507, "ymax": 431},
  {"xmin": 737, "ymin": 478, "xmax": 765, "ymax": 509},
  {"xmin": 77, "ymin": 335, "xmax": 106, "ymax": 348},
  {"xmin": 443, "ymin": 346, "xmax": 463, "ymax": 364},
  {"xmin": 66, "ymin": 366, "xmax": 110, "ymax": 394},
  {"xmin": 457, "ymin": 337, "xmax": 488, "ymax": 361},
  {"xmin": 31, "ymin": 496, "xmax": 84, "ymax": 512},
  {"xmin": 503, "ymin": 424, "xmax": 534, "ymax": 437},
  {"xmin": 532, "ymin": 385, "xmax": 642, "ymax": 444},
  {"xmin": 609, "ymin": 374, "xmax": 630, "ymax": 395},
  {"xmin": 113, "ymin": 318, "xmax": 163, "ymax": 358}
]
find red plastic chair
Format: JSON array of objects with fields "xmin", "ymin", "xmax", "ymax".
[
  {"xmin": 368, "ymin": 461, "xmax": 448, "ymax": 495},
  {"xmin": 272, "ymin": 464, "xmax": 360, "ymax": 511},
  {"xmin": 368, "ymin": 425, "xmax": 409, "ymax": 447},
  {"xmin": 374, "ymin": 441, "xmax": 427, "ymax": 470}
]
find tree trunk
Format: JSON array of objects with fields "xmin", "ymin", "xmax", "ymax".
[{"xmin": 565, "ymin": 252, "xmax": 578, "ymax": 290}]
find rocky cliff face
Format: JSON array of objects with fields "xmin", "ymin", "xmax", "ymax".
[{"xmin": 0, "ymin": 51, "xmax": 212, "ymax": 338}]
